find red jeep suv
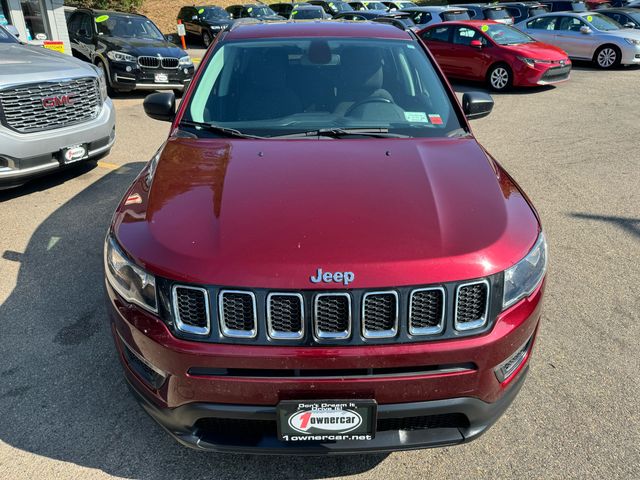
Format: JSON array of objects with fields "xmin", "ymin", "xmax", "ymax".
[{"xmin": 104, "ymin": 21, "xmax": 547, "ymax": 454}]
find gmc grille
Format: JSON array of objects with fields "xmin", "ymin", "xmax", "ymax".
[
  {"xmin": 362, "ymin": 292, "xmax": 398, "ymax": 338},
  {"xmin": 455, "ymin": 280, "xmax": 489, "ymax": 331},
  {"xmin": 409, "ymin": 287, "xmax": 445, "ymax": 335},
  {"xmin": 173, "ymin": 286, "xmax": 210, "ymax": 335},
  {"xmin": 0, "ymin": 78, "xmax": 101, "ymax": 133},
  {"xmin": 137, "ymin": 56, "xmax": 180, "ymax": 69},
  {"xmin": 267, "ymin": 293, "xmax": 304, "ymax": 339},
  {"xmin": 315, "ymin": 293, "xmax": 351, "ymax": 339},
  {"xmin": 219, "ymin": 290, "xmax": 257, "ymax": 338}
]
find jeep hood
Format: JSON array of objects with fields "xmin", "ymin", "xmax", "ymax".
[{"xmin": 115, "ymin": 137, "xmax": 539, "ymax": 289}]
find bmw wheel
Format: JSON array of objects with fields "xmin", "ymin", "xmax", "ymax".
[
  {"xmin": 595, "ymin": 45, "xmax": 620, "ymax": 69},
  {"xmin": 202, "ymin": 31, "xmax": 212, "ymax": 48},
  {"xmin": 487, "ymin": 64, "xmax": 512, "ymax": 92}
]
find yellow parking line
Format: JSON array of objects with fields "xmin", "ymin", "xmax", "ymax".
[
  {"xmin": 192, "ymin": 57, "xmax": 202, "ymax": 64},
  {"xmin": 97, "ymin": 161, "xmax": 120, "ymax": 170}
]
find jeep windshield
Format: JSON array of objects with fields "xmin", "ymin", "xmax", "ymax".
[
  {"xmin": 184, "ymin": 38, "xmax": 464, "ymax": 138},
  {"xmin": 95, "ymin": 14, "xmax": 165, "ymax": 40}
]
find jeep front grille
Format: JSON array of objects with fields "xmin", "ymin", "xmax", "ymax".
[
  {"xmin": 137, "ymin": 56, "xmax": 180, "ymax": 69},
  {"xmin": 455, "ymin": 280, "xmax": 489, "ymax": 331},
  {"xmin": 314, "ymin": 293, "xmax": 351, "ymax": 339},
  {"xmin": 409, "ymin": 287, "xmax": 445, "ymax": 335},
  {"xmin": 0, "ymin": 78, "xmax": 101, "ymax": 133},
  {"xmin": 267, "ymin": 293, "xmax": 304, "ymax": 339},
  {"xmin": 362, "ymin": 292, "xmax": 398, "ymax": 338},
  {"xmin": 219, "ymin": 290, "xmax": 257, "ymax": 338},
  {"xmin": 173, "ymin": 285, "xmax": 210, "ymax": 335}
]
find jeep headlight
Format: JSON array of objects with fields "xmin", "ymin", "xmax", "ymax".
[
  {"xmin": 503, "ymin": 233, "xmax": 547, "ymax": 309},
  {"xmin": 105, "ymin": 235, "xmax": 157, "ymax": 313},
  {"xmin": 179, "ymin": 55, "xmax": 193, "ymax": 66},
  {"xmin": 106, "ymin": 51, "xmax": 137, "ymax": 62}
]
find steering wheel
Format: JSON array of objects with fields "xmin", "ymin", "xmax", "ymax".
[{"xmin": 344, "ymin": 96, "xmax": 393, "ymax": 117}]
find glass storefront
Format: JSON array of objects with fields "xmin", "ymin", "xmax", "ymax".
[
  {"xmin": 0, "ymin": 0, "xmax": 11, "ymax": 26},
  {"xmin": 20, "ymin": 0, "xmax": 50, "ymax": 40}
]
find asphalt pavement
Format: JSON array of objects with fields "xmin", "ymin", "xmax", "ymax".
[{"xmin": 0, "ymin": 63, "xmax": 638, "ymax": 479}]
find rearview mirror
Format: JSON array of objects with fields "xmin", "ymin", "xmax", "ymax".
[
  {"xmin": 192, "ymin": 15, "xmax": 198, "ymax": 20},
  {"xmin": 143, "ymin": 92, "xmax": 176, "ymax": 122},
  {"xmin": 470, "ymin": 39, "xmax": 483, "ymax": 48},
  {"xmin": 580, "ymin": 26, "xmax": 592, "ymax": 34},
  {"xmin": 462, "ymin": 92, "xmax": 494, "ymax": 120}
]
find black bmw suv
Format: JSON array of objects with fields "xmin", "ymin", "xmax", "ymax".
[
  {"xmin": 67, "ymin": 9, "xmax": 194, "ymax": 94},
  {"xmin": 177, "ymin": 5, "xmax": 233, "ymax": 47}
]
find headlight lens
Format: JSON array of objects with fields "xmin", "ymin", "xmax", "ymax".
[
  {"xmin": 503, "ymin": 233, "xmax": 547, "ymax": 309},
  {"xmin": 104, "ymin": 235, "xmax": 157, "ymax": 313},
  {"xmin": 106, "ymin": 51, "xmax": 137, "ymax": 63},
  {"xmin": 624, "ymin": 38, "xmax": 640, "ymax": 46},
  {"xmin": 516, "ymin": 56, "xmax": 556, "ymax": 67},
  {"xmin": 179, "ymin": 55, "xmax": 193, "ymax": 66}
]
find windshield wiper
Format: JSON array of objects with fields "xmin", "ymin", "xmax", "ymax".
[
  {"xmin": 179, "ymin": 120, "xmax": 266, "ymax": 139},
  {"xmin": 273, "ymin": 128, "xmax": 409, "ymax": 139}
]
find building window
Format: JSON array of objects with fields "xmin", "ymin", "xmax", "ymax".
[
  {"xmin": 0, "ymin": 0, "xmax": 11, "ymax": 26},
  {"xmin": 20, "ymin": 0, "xmax": 50, "ymax": 40}
]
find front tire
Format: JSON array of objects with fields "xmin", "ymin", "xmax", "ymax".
[
  {"xmin": 594, "ymin": 45, "xmax": 621, "ymax": 69},
  {"xmin": 95, "ymin": 59, "xmax": 116, "ymax": 97},
  {"xmin": 487, "ymin": 64, "xmax": 512, "ymax": 91}
]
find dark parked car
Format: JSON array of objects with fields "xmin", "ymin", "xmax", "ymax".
[
  {"xmin": 107, "ymin": 20, "xmax": 547, "ymax": 454},
  {"xmin": 335, "ymin": 9, "xmax": 416, "ymax": 28},
  {"xmin": 382, "ymin": 1, "xmax": 418, "ymax": 9},
  {"xmin": 498, "ymin": 2, "xmax": 550, "ymax": 22},
  {"xmin": 307, "ymin": 0, "xmax": 355, "ymax": 15},
  {"xmin": 225, "ymin": 4, "xmax": 285, "ymax": 20},
  {"xmin": 452, "ymin": 4, "xmax": 515, "ymax": 25},
  {"xmin": 270, "ymin": 2, "xmax": 311, "ymax": 18},
  {"xmin": 67, "ymin": 9, "xmax": 194, "ymax": 94},
  {"xmin": 290, "ymin": 5, "xmax": 328, "ymax": 18},
  {"xmin": 177, "ymin": 5, "xmax": 233, "ymax": 47},
  {"xmin": 334, "ymin": 9, "xmax": 391, "ymax": 20},
  {"xmin": 348, "ymin": 1, "xmax": 390, "ymax": 10},
  {"xmin": 537, "ymin": 0, "xmax": 588, "ymax": 11},
  {"xmin": 598, "ymin": 7, "xmax": 640, "ymax": 27}
]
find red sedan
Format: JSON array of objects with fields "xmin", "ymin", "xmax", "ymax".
[{"xmin": 419, "ymin": 20, "xmax": 571, "ymax": 91}]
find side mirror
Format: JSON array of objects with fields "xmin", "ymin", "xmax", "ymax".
[
  {"xmin": 143, "ymin": 92, "xmax": 176, "ymax": 122},
  {"xmin": 580, "ymin": 25, "xmax": 592, "ymax": 34},
  {"xmin": 623, "ymin": 22, "xmax": 636, "ymax": 29},
  {"xmin": 192, "ymin": 15, "xmax": 199, "ymax": 20},
  {"xmin": 462, "ymin": 92, "xmax": 494, "ymax": 120},
  {"xmin": 165, "ymin": 33, "xmax": 176, "ymax": 44},
  {"xmin": 470, "ymin": 39, "xmax": 483, "ymax": 48}
]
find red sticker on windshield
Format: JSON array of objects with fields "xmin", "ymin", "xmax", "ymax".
[{"xmin": 428, "ymin": 114, "xmax": 443, "ymax": 125}]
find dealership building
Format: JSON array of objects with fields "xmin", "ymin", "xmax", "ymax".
[{"xmin": 1, "ymin": 0, "xmax": 71, "ymax": 53}]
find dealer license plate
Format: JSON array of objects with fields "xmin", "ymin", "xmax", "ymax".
[
  {"xmin": 277, "ymin": 400, "xmax": 377, "ymax": 442},
  {"xmin": 154, "ymin": 73, "xmax": 169, "ymax": 84},
  {"xmin": 61, "ymin": 144, "xmax": 87, "ymax": 164}
]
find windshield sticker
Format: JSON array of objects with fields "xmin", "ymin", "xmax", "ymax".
[
  {"xmin": 292, "ymin": 10, "xmax": 298, "ymax": 15},
  {"xmin": 95, "ymin": 15, "xmax": 109, "ymax": 23},
  {"xmin": 428, "ymin": 114, "xmax": 443, "ymax": 125},
  {"xmin": 404, "ymin": 112, "xmax": 429, "ymax": 123},
  {"xmin": 481, "ymin": 24, "xmax": 489, "ymax": 32},
  {"xmin": 587, "ymin": 15, "xmax": 593, "ymax": 22},
  {"xmin": 198, "ymin": 8, "xmax": 205, "ymax": 14},
  {"xmin": 248, "ymin": 7, "xmax": 253, "ymax": 12}
]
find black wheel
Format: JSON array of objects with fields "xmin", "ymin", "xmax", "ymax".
[
  {"xmin": 594, "ymin": 45, "xmax": 620, "ymax": 69},
  {"xmin": 95, "ymin": 59, "xmax": 116, "ymax": 97},
  {"xmin": 487, "ymin": 64, "xmax": 512, "ymax": 91},
  {"xmin": 202, "ymin": 31, "xmax": 212, "ymax": 48}
]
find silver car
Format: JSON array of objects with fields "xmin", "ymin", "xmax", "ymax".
[
  {"xmin": 0, "ymin": 25, "xmax": 116, "ymax": 189},
  {"xmin": 516, "ymin": 12, "xmax": 640, "ymax": 68}
]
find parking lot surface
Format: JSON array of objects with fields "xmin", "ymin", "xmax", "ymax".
[{"xmin": 0, "ymin": 64, "xmax": 639, "ymax": 479}]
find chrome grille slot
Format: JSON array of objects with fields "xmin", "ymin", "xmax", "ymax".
[
  {"xmin": 267, "ymin": 293, "xmax": 304, "ymax": 339},
  {"xmin": 219, "ymin": 290, "xmax": 257, "ymax": 338},
  {"xmin": 137, "ymin": 56, "xmax": 160, "ymax": 68},
  {"xmin": 409, "ymin": 287, "xmax": 445, "ymax": 335},
  {"xmin": 362, "ymin": 291, "xmax": 398, "ymax": 338},
  {"xmin": 161, "ymin": 57, "xmax": 179, "ymax": 69},
  {"xmin": 455, "ymin": 280, "xmax": 489, "ymax": 331},
  {"xmin": 0, "ymin": 78, "xmax": 101, "ymax": 133},
  {"xmin": 172, "ymin": 285, "xmax": 210, "ymax": 335},
  {"xmin": 314, "ymin": 293, "xmax": 351, "ymax": 339}
]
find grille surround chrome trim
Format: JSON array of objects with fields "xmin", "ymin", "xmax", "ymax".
[
  {"xmin": 137, "ymin": 56, "xmax": 180, "ymax": 69},
  {"xmin": 361, "ymin": 290, "xmax": 398, "ymax": 339},
  {"xmin": 409, "ymin": 286, "xmax": 446, "ymax": 336},
  {"xmin": 172, "ymin": 285, "xmax": 211, "ymax": 336},
  {"xmin": 219, "ymin": 290, "xmax": 258, "ymax": 339},
  {"xmin": 267, "ymin": 292, "xmax": 305, "ymax": 340},
  {"xmin": 314, "ymin": 292, "xmax": 352, "ymax": 340},
  {"xmin": 454, "ymin": 279, "xmax": 490, "ymax": 332}
]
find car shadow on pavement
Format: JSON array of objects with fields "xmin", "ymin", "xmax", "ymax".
[
  {"xmin": 0, "ymin": 164, "xmax": 386, "ymax": 479},
  {"xmin": 569, "ymin": 213, "xmax": 640, "ymax": 239},
  {"xmin": 451, "ymin": 81, "xmax": 555, "ymax": 96}
]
